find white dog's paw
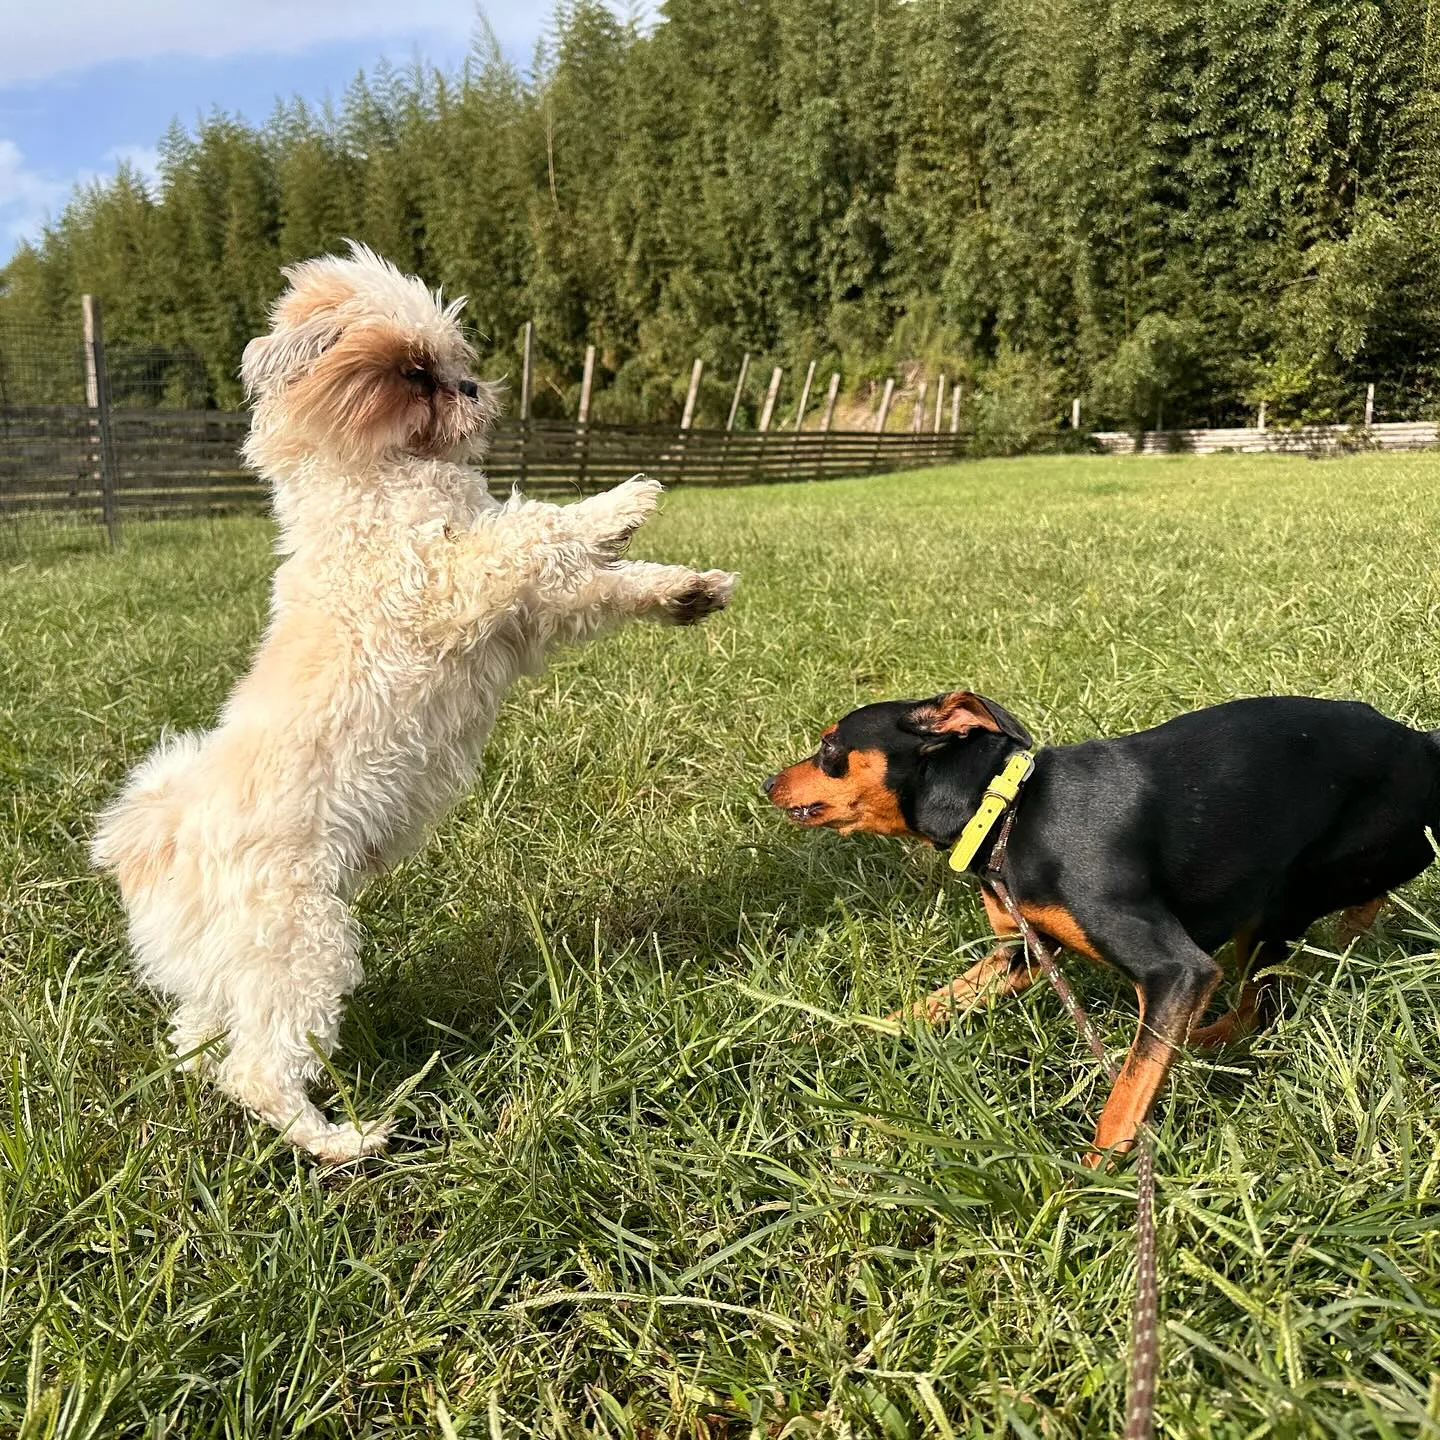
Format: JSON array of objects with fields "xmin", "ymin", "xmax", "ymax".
[
  {"xmin": 169, "ymin": 1014, "xmax": 222, "ymax": 1074},
  {"xmin": 308, "ymin": 1117, "xmax": 395, "ymax": 1163},
  {"xmin": 571, "ymin": 475, "xmax": 664, "ymax": 557},
  {"xmin": 659, "ymin": 569, "xmax": 739, "ymax": 625}
]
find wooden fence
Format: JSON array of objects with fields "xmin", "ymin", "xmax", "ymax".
[
  {"xmin": 0, "ymin": 404, "xmax": 966, "ymax": 531},
  {"xmin": 1091, "ymin": 421, "xmax": 1440, "ymax": 455}
]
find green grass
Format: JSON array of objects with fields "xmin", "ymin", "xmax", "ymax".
[{"xmin": 5, "ymin": 452, "xmax": 1440, "ymax": 1439}]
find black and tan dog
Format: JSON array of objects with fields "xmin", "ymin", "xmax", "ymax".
[{"xmin": 764, "ymin": 691, "xmax": 1438, "ymax": 1164}]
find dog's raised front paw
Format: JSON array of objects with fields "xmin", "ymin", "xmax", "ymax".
[
  {"xmin": 570, "ymin": 475, "xmax": 664, "ymax": 558},
  {"xmin": 660, "ymin": 569, "xmax": 738, "ymax": 625}
]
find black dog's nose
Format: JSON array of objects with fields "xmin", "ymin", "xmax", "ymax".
[
  {"xmin": 458, "ymin": 379, "xmax": 480, "ymax": 399},
  {"xmin": 761, "ymin": 774, "xmax": 777, "ymax": 795}
]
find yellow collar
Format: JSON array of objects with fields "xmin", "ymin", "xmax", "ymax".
[{"xmin": 948, "ymin": 749, "xmax": 1037, "ymax": 873}]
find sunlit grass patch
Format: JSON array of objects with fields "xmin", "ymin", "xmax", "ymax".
[{"xmin": 3, "ymin": 452, "xmax": 1440, "ymax": 1437}]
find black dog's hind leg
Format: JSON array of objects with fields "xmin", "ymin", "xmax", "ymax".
[{"xmin": 1190, "ymin": 931, "xmax": 1289, "ymax": 1049}]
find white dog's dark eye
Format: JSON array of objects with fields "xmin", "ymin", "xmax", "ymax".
[{"xmin": 402, "ymin": 367, "xmax": 435, "ymax": 390}]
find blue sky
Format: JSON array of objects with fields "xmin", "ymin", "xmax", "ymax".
[{"xmin": 1, "ymin": 3, "xmax": 649, "ymax": 263}]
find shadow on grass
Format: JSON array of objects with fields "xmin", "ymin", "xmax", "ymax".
[{"xmin": 345, "ymin": 834, "xmax": 861, "ymax": 1074}]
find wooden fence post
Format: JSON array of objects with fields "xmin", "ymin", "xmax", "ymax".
[
  {"xmin": 578, "ymin": 344, "xmax": 596, "ymax": 423},
  {"xmin": 912, "ymin": 380, "xmax": 927, "ymax": 434},
  {"xmin": 520, "ymin": 321, "xmax": 534, "ymax": 422},
  {"xmin": 1365, "ymin": 382, "xmax": 1375, "ymax": 428},
  {"xmin": 951, "ymin": 385, "xmax": 961, "ymax": 435},
  {"xmin": 759, "ymin": 367, "xmax": 782, "ymax": 432},
  {"xmin": 1257, "ymin": 400, "xmax": 1266, "ymax": 432},
  {"xmin": 82, "ymin": 294, "xmax": 119, "ymax": 547},
  {"xmin": 726, "ymin": 352, "xmax": 750, "ymax": 432},
  {"xmin": 519, "ymin": 320, "xmax": 533, "ymax": 489},
  {"xmin": 794, "ymin": 360, "xmax": 816, "ymax": 431},
  {"xmin": 720, "ymin": 352, "xmax": 749, "ymax": 485},
  {"xmin": 675, "ymin": 357, "xmax": 703, "ymax": 485},
  {"xmin": 872, "ymin": 377, "xmax": 896, "ymax": 473},
  {"xmin": 875, "ymin": 378, "xmax": 895, "ymax": 434},
  {"xmin": 816, "ymin": 372, "xmax": 841, "ymax": 478},
  {"xmin": 934, "ymin": 376, "xmax": 946, "ymax": 433},
  {"xmin": 577, "ymin": 343, "xmax": 596, "ymax": 490},
  {"xmin": 681, "ymin": 358, "xmax": 703, "ymax": 430},
  {"xmin": 1072, "ymin": 397, "xmax": 1081, "ymax": 430}
]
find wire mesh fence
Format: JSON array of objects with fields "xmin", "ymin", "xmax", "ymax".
[{"xmin": 0, "ymin": 320, "xmax": 86, "ymax": 407}]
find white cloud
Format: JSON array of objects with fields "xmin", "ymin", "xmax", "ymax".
[
  {"xmin": 0, "ymin": 139, "xmax": 69, "ymax": 250},
  {"xmin": 0, "ymin": 2, "xmax": 527, "ymax": 87},
  {"xmin": 0, "ymin": 140, "xmax": 166, "ymax": 253}
]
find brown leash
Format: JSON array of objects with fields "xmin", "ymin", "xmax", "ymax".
[{"xmin": 984, "ymin": 808, "xmax": 1159, "ymax": 1440}]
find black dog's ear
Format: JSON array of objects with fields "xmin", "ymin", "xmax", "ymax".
[
  {"xmin": 972, "ymin": 695, "xmax": 1035, "ymax": 748},
  {"xmin": 904, "ymin": 691, "xmax": 1035, "ymax": 749}
]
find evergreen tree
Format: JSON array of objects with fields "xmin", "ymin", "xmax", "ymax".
[{"xmin": 1, "ymin": 0, "xmax": 1435, "ymax": 425}]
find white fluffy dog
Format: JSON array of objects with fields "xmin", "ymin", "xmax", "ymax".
[{"xmin": 92, "ymin": 244, "xmax": 735, "ymax": 1160}]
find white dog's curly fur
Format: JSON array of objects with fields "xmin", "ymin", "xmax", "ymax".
[{"xmin": 92, "ymin": 243, "xmax": 736, "ymax": 1160}]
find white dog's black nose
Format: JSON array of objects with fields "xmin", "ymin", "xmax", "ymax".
[{"xmin": 458, "ymin": 379, "xmax": 480, "ymax": 399}]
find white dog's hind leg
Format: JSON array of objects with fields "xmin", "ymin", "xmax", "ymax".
[
  {"xmin": 169, "ymin": 1001, "xmax": 225, "ymax": 1073},
  {"xmin": 215, "ymin": 888, "xmax": 389, "ymax": 1162}
]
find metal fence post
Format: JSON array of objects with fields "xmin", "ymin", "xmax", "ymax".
[{"xmin": 82, "ymin": 294, "xmax": 120, "ymax": 548}]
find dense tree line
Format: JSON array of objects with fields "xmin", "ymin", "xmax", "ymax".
[{"xmin": 2, "ymin": 0, "xmax": 1437, "ymax": 432}]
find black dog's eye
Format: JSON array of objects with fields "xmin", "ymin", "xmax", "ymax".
[{"xmin": 818, "ymin": 735, "xmax": 847, "ymax": 776}]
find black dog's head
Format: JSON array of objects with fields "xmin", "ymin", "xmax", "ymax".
[{"xmin": 763, "ymin": 691, "xmax": 1034, "ymax": 844}]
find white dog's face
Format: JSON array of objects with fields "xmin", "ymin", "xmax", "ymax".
[{"xmin": 242, "ymin": 242, "xmax": 500, "ymax": 464}]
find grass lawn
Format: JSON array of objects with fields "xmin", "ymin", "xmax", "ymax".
[{"xmin": 4, "ymin": 451, "xmax": 1440, "ymax": 1438}]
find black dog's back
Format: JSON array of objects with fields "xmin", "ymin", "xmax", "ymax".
[{"xmin": 1039, "ymin": 697, "xmax": 1440, "ymax": 952}]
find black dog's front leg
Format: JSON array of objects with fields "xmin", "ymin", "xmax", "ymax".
[{"xmin": 893, "ymin": 941, "xmax": 1036, "ymax": 1024}]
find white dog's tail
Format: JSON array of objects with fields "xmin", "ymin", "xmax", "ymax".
[{"xmin": 91, "ymin": 732, "xmax": 204, "ymax": 895}]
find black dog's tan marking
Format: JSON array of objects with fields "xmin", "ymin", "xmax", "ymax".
[{"xmin": 765, "ymin": 690, "xmax": 1436, "ymax": 1165}]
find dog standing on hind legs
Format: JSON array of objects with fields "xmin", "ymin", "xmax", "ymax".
[{"xmin": 92, "ymin": 244, "xmax": 736, "ymax": 1161}]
